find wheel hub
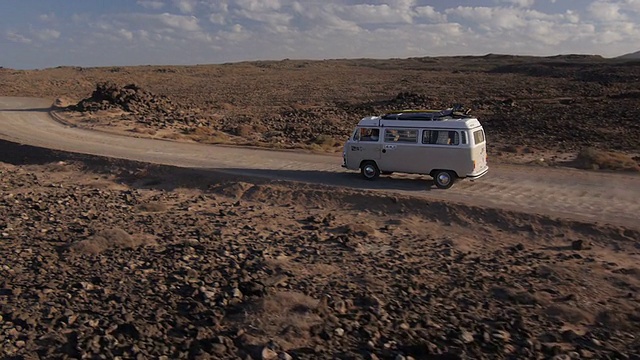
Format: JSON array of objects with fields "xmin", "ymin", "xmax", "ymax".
[
  {"xmin": 437, "ymin": 173, "xmax": 451, "ymax": 185},
  {"xmin": 364, "ymin": 166, "xmax": 376, "ymax": 177}
]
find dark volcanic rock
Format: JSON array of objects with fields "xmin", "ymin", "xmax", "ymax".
[{"xmin": 73, "ymin": 82, "xmax": 181, "ymax": 114}]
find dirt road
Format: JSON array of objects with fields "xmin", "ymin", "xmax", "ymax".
[{"xmin": 1, "ymin": 96, "xmax": 639, "ymax": 229}]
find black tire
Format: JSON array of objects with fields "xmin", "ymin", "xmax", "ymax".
[
  {"xmin": 433, "ymin": 170, "xmax": 456, "ymax": 189},
  {"xmin": 361, "ymin": 161, "xmax": 380, "ymax": 180}
]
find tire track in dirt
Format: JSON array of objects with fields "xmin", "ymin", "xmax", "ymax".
[{"xmin": 1, "ymin": 96, "xmax": 639, "ymax": 230}]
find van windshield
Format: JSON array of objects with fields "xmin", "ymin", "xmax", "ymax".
[{"xmin": 357, "ymin": 128, "xmax": 380, "ymax": 141}]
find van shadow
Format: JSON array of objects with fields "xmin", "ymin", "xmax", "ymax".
[
  {"xmin": 0, "ymin": 107, "xmax": 52, "ymax": 112},
  {"xmin": 214, "ymin": 168, "xmax": 436, "ymax": 192},
  {"xmin": 0, "ymin": 138, "xmax": 436, "ymax": 192}
]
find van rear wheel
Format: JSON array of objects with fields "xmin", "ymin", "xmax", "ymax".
[
  {"xmin": 361, "ymin": 161, "xmax": 380, "ymax": 180},
  {"xmin": 433, "ymin": 170, "xmax": 456, "ymax": 189}
]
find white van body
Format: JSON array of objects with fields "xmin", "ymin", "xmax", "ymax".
[{"xmin": 342, "ymin": 110, "xmax": 489, "ymax": 189}]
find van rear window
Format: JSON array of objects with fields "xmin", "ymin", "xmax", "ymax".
[
  {"xmin": 422, "ymin": 130, "xmax": 459, "ymax": 145},
  {"xmin": 473, "ymin": 130, "xmax": 485, "ymax": 144}
]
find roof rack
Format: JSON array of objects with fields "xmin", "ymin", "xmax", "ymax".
[{"xmin": 381, "ymin": 104, "xmax": 472, "ymax": 121}]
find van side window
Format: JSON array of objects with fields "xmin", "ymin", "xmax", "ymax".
[
  {"xmin": 359, "ymin": 128, "xmax": 380, "ymax": 142},
  {"xmin": 384, "ymin": 129, "xmax": 418, "ymax": 143},
  {"xmin": 473, "ymin": 129, "xmax": 485, "ymax": 144},
  {"xmin": 461, "ymin": 131, "xmax": 467, "ymax": 144},
  {"xmin": 422, "ymin": 130, "xmax": 459, "ymax": 145}
]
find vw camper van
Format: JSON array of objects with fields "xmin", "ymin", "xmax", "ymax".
[{"xmin": 342, "ymin": 108, "xmax": 489, "ymax": 189}]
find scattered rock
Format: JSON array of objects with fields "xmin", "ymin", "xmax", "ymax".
[
  {"xmin": 0, "ymin": 149, "xmax": 637, "ymax": 359},
  {"xmin": 571, "ymin": 240, "xmax": 584, "ymax": 251},
  {"xmin": 261, "ymin": 347, "xmax": 278, "ymax": 360}
]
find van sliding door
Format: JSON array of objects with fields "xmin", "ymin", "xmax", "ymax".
[{"xmin": 378, "ymin": 128, "xmax": 422, "ymax": 173}]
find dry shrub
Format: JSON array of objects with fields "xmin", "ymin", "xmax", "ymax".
[
  {"xmin": 264, "ymin": 256, "xmax": 339, "ymax": 279},
  {"xmin": 308, "ymin": 134, "xmax": 342, "ymax": 152},
  {"xmin": 574, "ymin": 148, "xmax": 640, "ymax": 172},
  {"xmin": 595, "ymin": 309, "xmax": 636, "ymax": 331},
  {"xmin": 70, "ymin": 228, "xmax": 156, "ymax": 255},
  {"xmin": 264, "ymin": 130, "xmax": 285, "ymax": 139},
  {"xmin": 43, "ymin": 161, "xmax": 71, "ymax": 173},
  {"xmin": 162, "ymin": 132, "xmax": 184, "ymax": 140},
  {"xmin": 336, "ymin": 223, "xmax": 378, "ymax": 237},
  {"xmin": 234, "ymin": 124, "xmax": 254, "ymax": 138},
  {"xmin": 193, "ymin": 128, "xmax": 230, "ymax": 144},
  {"xmin": 492, "ymin": 286, "xmax": 550, "ymax": 306},
  {"xmin": 232, "ymin": 291, "xmax": 322, "ymax": 350},
  {"xmin": 545, "ymin": 304, "xmax": 595, "ymax": 325},
  {"xmin": 209, "ymin": 181, "xmax": 254, "ymax": 200},
  {"xmin": 52, "ymin": 97, "xmax": 74, "ymax": 109},
  {"xmin": 130, "ymin": 127, "xmax": 157, "ymax": 135},
  {"xmin": 190, "ymin": 126, "xmax": 214, "ymax": 137},
  {"xmin": 613, "ymin": 267, "xmax": 640, "ymax": 280},
  {"xmin": 313, "ymin": 134, "xmax": 340, "ymax": 147},
  {"xmin": 135, "ymin": 202, "xmax": 167, "ymax": 212},
  {"xmin": 500, "ymin": 144, "xmax": 535, "ymax": 154},
  {"xmin": 256, "ymin": 125, "xmax": 269, "ymax": 135},
  {"xmin": 535, "ymin": 264, "xmax": 577, "ymax": 283}
]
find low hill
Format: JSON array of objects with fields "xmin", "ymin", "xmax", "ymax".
[{"xmin": 617, "ymin": 50, "xmax": 640, "ymax": 59}]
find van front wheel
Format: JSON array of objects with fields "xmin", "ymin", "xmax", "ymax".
[
  {"xmin": 361, "ymin": 161, "xmax": 380, "ymax": 180},
  {"xmin": 433, "ymin": 170, "xmax": 456, "ymax": 189}
]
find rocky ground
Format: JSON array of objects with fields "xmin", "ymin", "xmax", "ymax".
[
  {"xmin": 1, "ymin": 140, "xmax": 639, "ymax": 359},
  {"xmin": 2, "ymin": 55, "xmax": 640, "ymax": 168}
]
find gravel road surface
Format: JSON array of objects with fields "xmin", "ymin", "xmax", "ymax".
[{"xmin": 1, "ymin": 96, "xmax": 638, "ymax": 229}]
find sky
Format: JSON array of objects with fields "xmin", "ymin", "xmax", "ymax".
[{"xmin": 1, "ymin": 0, "xmax": 639, "ymax": 69}]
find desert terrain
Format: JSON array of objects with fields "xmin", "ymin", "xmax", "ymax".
[
  {"xmin": 2, "ymin": 54, "xmax": 640, "ymax": 169},
  {"xmin": 1, "ymin": 55, "xmax": 640, "ymax": 359}
]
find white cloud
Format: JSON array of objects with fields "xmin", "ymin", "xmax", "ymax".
[
  {"xmin": 118, "ymin": 29, "xmax": 134, "ymax": 41},
  {"xmin": 336, "ymin": 3, "xmax": 414, "ymax": 24},
  {"xmin": 234, "ymin": 9, "xmax": 293, "ymax": 27},
  {"xmin": 138, "ymin": 1, "xmax": 165, "ymax": 10},
  {"xmin": 292, "ymin": 3, "xmax": 362, "ymax": 33},
  {"xmin": 130, "ymin": 13, "xmax": 201, "ymax": 31},
  {"xmin": 235, "ymin": 0, "xmax": 283, "ymax": 12},
  {"xmin": 415, "ymin": 6, "xmax": 447, "ymax": 23},
  {"xmin": 5, "ymin": 31, "xmax": 32, "ymax": 44},
  {"xmin": 163, "ymin": 13, "xmax": 199, "ymax": 30},
  {"xmin": 447, "ymin": 6, "xmax": 527, "ymax": 29},
  {"xmin": 33, "ymin": 28, "xmax": 61, "ymax": 41},
  {"xmin": 39, "ymin": 13, "xmax": 56, "ymax": 22},
  {"xmin": 72, "ymin": 13, "xmax": 92, "ymax": 24},
  {"xmin": 588, "ymin": 1, "xmax": 627, "ymax": 21},
  {"xmin": 623, "ymin": 0, "xmax": 640, "ymax": 12},
  {"xmin": 595, "ymin": 20, "xmax": 639, "ymax": 44},
  {"xmin": 209, "ymin": 14, "xmax": 226, "ymax": 25},
  {"xmin": 565, "ymin": 10, "xmax": 580, "ymax": 23},
  {"xmin": 496, "ymin": 0, "xmax": 536, "ymax": 7},
  {"xmin": 172, "ymin": 0, "xmax": 197, "ymax": 13}
]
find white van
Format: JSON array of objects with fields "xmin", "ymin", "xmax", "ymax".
[{"xmin": 341, "ymin": 109, "xmax": 489, "ymax": 189}]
